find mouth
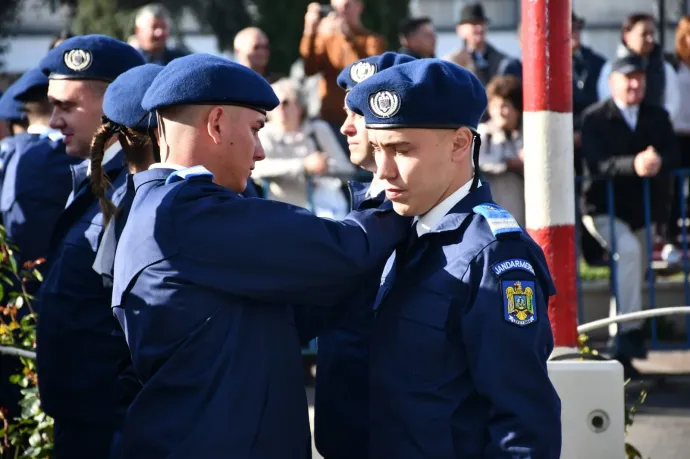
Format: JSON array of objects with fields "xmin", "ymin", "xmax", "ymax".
[
  {"xmin": 385, "ymin": 188, "xmax": 405, "ymax": 200},
  {"xmin": 62, "ymin": 133, "xmax": 73, "ymax": 144}
]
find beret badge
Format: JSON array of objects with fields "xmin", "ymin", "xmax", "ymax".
[
  {"xmin": 350, "ymin": 61, "xmax": 377, "ymax": 83},
  {"xmin": 63, "ymin": 49, "xmax": 93, "ymax": 72},
  {"xmin": 368, "ymin": 90, "xmax": 401, "ymax": 119}
]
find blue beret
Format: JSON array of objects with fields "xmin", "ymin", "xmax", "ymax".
[
  {"xmin": 103, "ymin": 64, "xmax": 164, "ymax": 130},
  {"xmin": 346, "ymin": 58, "xmax": 488, "ymax": 130},
  {"xmin": 142, "ymin": 53, "xmax": 279, "ymax": 113},
  {"xmin": 337, "ymin": 52, "xmax": 417, "ymax": 91},
  {"xmin": 11, "ymin": 68, "xmax": 49, "ymax": 102},
  {"xmin": 0, "ymin": 86, "xmax": 26, "ymax": 121},
  {"xmin": 39, "ymin": 34, "xmax": 145, "ymax": 82}
]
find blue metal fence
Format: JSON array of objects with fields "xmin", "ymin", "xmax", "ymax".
[{"xmin": 576, "ymin": 170, "xmax": 690, "ymax": 350}]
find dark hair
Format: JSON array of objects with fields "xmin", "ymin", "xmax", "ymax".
[
  {"xmin": 621, "ymin": 13, "xmax": 655, "ymax": 41},
  {"xmin": 399, "ymin": 17, "xmax": 433, "ymax": 38},
  {"xmin": 486, "ymin": 75, "xmax": 523, "ymax": 113},
  {"xmin": 90, "ymin": 120, "xmax": 152, "ymax": 225},
  {"xmin": 49, "ymin": 30, "xmax": 74, "ymax": 50}
]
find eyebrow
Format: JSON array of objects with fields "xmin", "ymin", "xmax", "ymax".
[{"xmin": 371, "ymin": 140, "xmax": 412, "ymax": 148}]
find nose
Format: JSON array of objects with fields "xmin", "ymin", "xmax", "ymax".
[
  {"xmin": 49, "ymin": 109, "xmax": 62, "ymax": 130},
  {"xmin": 374, "ymin": 150, "xmax": 397, "ymax": 181},
  {"xmin": 340, "ymin": 117, "xmax": 355, "ymax": 137},
  {"xmin": 254, "ymin": 142, "xmax": 266, "ymax": 162}
]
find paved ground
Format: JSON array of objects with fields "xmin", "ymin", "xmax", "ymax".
[{"xmin": 305, "ymin": 351, "xmax": 690, "ymax": 459}]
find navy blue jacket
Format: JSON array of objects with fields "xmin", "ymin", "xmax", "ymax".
[
  {"xmin": 370, "ymin": 183, "xmax": 562, "ymax": 459},
  {"xmin": 36, "ymin": 151, "xmax": 136, "ymax": 428},
  {"xmin": 1, "ymin": 133, "xmax": 83, "ymax": 271},
  {"xmin": 111, "ymin": 167, "xmax": 411, "ymax": 459},
  {"xmin": 299, "ymin": 181, "xmax": 384, "ymax": 459}
]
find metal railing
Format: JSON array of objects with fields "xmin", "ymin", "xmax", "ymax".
[{"xmin": 575, "ymin": 169, "xmax": 690, "ymax": 350}]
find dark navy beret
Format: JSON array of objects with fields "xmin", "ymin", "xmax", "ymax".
[
  {"xmin": 103, "ymin": 64, "xmax": 164, "ymax": 130},
  {"xmin": 346, "ymin": 58, "xmax": 487, "ymax": 130},
  {"xmin": 337, "ymin": 52, "xmax": 417, "ymax": 91},
  {"xmin": 142, "ymin": 53, "xmax": 279, "ymax": 113},
  {"xmin": 11, "ymin": 68, "xmax": 49, "ymax": 102},
  {"xmin": 0, "ymin": 87, "xmax": 25, "ymax": 121},
  {"xmin": 39, "ymin": 34, "xmax": 145, "ymax": 82}
]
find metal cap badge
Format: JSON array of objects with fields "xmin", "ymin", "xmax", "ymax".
[
  {"xmin": 63, "ymin": 49, "xmax": 92, "ymax": 72},
  {"xmin": 349, "ymin": 61, "xmax": 377, "ymax": 83},
  {"xmin": 368, "ymin": 90, "xmax": 401, "ymax": 119}
]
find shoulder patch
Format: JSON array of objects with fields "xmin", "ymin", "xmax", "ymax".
[
  {"xmin": 502, "ymin": 279, "xmax": 537, "ymax": 327},
  {"xmin": 472, "ymin": 203, "xmax": 522, "ymax": 237},
  {"xmin": 491, "ymin": 258, "xmax": 535, "ymax": 277},
  {"xmin": 165, "ymin": 165, "xmax": 214, "ymax": 185}
]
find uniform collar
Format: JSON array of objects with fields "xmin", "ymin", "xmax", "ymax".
[
  {"xmin": 149, "ymin": 162, "xmax": 187, "ymax": 171},
  {"xmin": 26, "ymin": 124, "xmax": 63, "ymax": 141},
  {"xmin": 417, "ymin": 179, "xmax": 480, "ymax": 236},
  {"xmin": 416, "ymin": 181, "xmax": 494, "ymax": 236},
  {"xmin": 133, "ymin": 167, "xmax": 179, "ymax": 191},
  {"xmin": 365, "ymin": 176, "xmax": 386, "ymax": 199}
]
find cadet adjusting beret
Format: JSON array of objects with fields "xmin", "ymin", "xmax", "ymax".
[
  {"xmin": 0, "ymin": 87, "xmax": 26, "ymax": 121},
  {"xmin": 11, "ymin": 68, "xmax": 49, "ymax": 102},
  {"xmin": 346, "ymin": 58, "xmax": 487, "ymax": 130},
  {"xmin": 39, "ymin": 34, "xmax": 145, "ymax": 82},
  {"xmin": 103, "ymin": 64, "xmax": 164, "ymax": 130},
  {"xmin": 337, "ymin": 52, "xmax": 417, "ymax": 91},
  {"xmin": 142, "ymin": 53, "xmax": 279, "ymax": 113}
]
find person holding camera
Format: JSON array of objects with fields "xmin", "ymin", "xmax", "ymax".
[{"xmin": 300, "ymin": 1, "xmax": 385, "ymax": 148}]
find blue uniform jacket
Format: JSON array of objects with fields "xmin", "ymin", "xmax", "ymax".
[
  {"xmin": 295, "ymin": 181, "xmax": 385, "ymax": 459},
  {"xmin": 111, "ymin": 168, "xmax": 410, "ymax": 459},
  {"xmin": 36, "ymin": 150, "xmax": 137, "ymax": 427},
  {"xmin": 1, "ymin": 133, "xmax": 83, "ymax": 272},
  {"xmin": 370, "ymin": 183, "xmax": 562, "ymax": 459}
]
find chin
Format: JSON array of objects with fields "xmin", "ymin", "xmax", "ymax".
[{"xmin": 392, "ymin": 201, "xmax": 416, "ymax": 217}]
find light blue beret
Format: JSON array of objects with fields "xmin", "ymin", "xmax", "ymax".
[
  {"xmin": 103, "ymin": 64, "xmax": 164, "ymax": 130},
  {"xmin": 11, "ymin": 68, "xmax": 49, "ymax": 102}
]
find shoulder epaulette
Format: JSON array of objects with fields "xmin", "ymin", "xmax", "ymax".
[
  {"xmin": 165, "ymin": 165, "xmax": 215, "ymax": 185},
  {"xmin": 472, "ymin": 203, "xmax": 523, "ymax": 238}
]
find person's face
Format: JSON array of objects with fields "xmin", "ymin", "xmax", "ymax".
[
  {"xmin": 48, "ymin": 79, "xmax": 106, "ymax": 157},
  {"xmin": 238, "ymin": 32, "xmax": 270, "ymax": 69},
  {"xmin": 331, "ymin": 0, "xmax": 363, "ymax": 27},
  {"xmin": 405, "ymin": 22, "xmax": 437, "ymax": 57},
  {"xmin": 624, "ymin": 20, "xmax": 656, "ymax": 56},
  {"xmin": 571, "ymin": 25, "xmax": 582, "ymax": 51},
  {"xmin": 370, "ymin": 127, "xmax": 472, "ymax": 216},
  {"xmin": 272, "ymin": 87, "xmax": 302, "ymax": 125},
  {"xmin": 609, "ymin": 71, "xmax": 646, "ymax": 105},
  {"xmin": 458, "ymin": 21, "xmax": 486, "ymax": 49},
  {"xmin": 340, "ymin": 106, "xmax": 372, "ymax": 168},
  {"xmin": 205, "ymin": 106, "xmax": 267, "ymax": 193},
  {"xmin": 488, "ymin": 96, "xmax": 519, "ymax": 131},
  {"xmin": 136, "ymin": 15, "xmax": 169, "ymax": 52}
]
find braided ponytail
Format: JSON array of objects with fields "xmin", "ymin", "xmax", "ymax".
[{"xmin": 89, "ymin": 122, "xmax": 118, "ymax": 225}]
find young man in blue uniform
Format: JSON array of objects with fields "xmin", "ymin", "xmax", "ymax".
[
  {"xmin": 346, "ymin": 58, "xmax": 562, "ymax": 458},
  {"xmin": 306, "ymin": 51, "xmax": 415, "ymax": 459},
  {"xmin": 1, "ymin": 67, "xmax": 83, "ymax": 281},
  {"xmin": 35, "ymin": 35, "xmax": 145, "ymax": 459},
  {"xmin": 111, "ymin": 53, "xmax": 410, "ymax": 459}
]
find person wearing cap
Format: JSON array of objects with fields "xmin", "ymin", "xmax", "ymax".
[
  {"xmin": 442, "ymin": 3, "xmax": 521, "ymax": 87},
  {"xmin": 597, "ymin": 13, "xmax": 679, "ymax": 124},
  {"xmin": 345, "ymin": 58, "xmax": 562, "ymax": 458},
  {"xmin": 0, "ymin": 86, "xmax": 29, "ymax": 162},
  {"xmin": 111, "ymin": 53, "xmax": 410, "ymax": 458},
  {"xmin": 34, "ymin": 34, "xmax": 145, "ymax": 459},
  {"xmin": 0, "ymin": 68, "xmax": 82, "ymax": 277},
  {"xmin": 295, "ymin": 51, "xmax": 415, "ymax": 459},
  {"xmin": 581, "ymin": 54, "xmax": 680, "ymax": 379}
]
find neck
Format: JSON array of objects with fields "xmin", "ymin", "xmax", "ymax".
[
  {"xmin": 468, "ymin": 42, "xmax": 485, "ymax": 53},
  {"xmin": 275, "ymin": 119, "xmax": 300, "ymax": 133},
  {"xmin": 27, "ymin": 116, "xmax": 51, "ymax": 128}
]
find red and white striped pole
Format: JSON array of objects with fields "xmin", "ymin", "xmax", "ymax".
[{"xmin": 522, "ymin": 0, "xmax": 578, "ymax": 348}]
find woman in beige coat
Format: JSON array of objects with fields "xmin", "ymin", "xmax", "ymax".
[{"xmin": 477, "ymin": 75, "xmax": 526, "ymax": 226}]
